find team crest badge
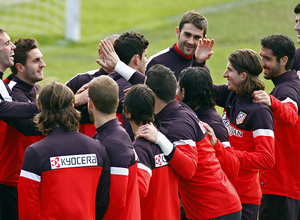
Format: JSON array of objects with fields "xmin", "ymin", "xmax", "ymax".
[{"xmin": 236, "ymin": 111, "xmax": 247, "ymax": 125}]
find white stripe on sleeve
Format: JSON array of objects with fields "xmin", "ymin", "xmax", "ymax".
[
  {"xmin": 253, "ymin": 129, "xmax": 274, "ymax": 138},
  {"xmin": 173, "ymin": 139, "xmax": 196, "ymax": 148},
  {"xmin": 110, "ymin": 167, "xmax": 129, "ymax": 176},
  {"xmin": 20, "ymin": 169, "xmax": 41, "ymax": 182},
  {"xmin": 282, "ymin": 97, "xmax": 298, "ymax": 111},
  {"xmin": 221, "ymin": 141, "xmax": 231, "ymax": 148},
  {"xmin": 137, "ymin": 163, "xmax": 152, "ymax": 177}
]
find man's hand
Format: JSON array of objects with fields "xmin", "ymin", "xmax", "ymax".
[
  {"xmin": 135, "ymin": 123, "xmax": 158, "ymax": 143},
  {"xmin": 194, "ymin": 38, "xmax": 215, "ymax": 63},
  {"xmin": 74, "ymin": 83, "xmax": 89, "ymax": 106},
  {"xmin": 96, "ymin": 40, "xmax": 120, "ymax": 73},
  {"xmin": 202, "ymin": 122, "xmax": 217, "ymax": 146},
  {"xmin": 252, "ymin": 90, "xmax": 271, "ymax": 107}
]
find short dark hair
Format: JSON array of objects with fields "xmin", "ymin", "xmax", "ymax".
[
  {"xmin": 114, "ymin": 31, "xmax": 149, "ymax": 65},
  {"xmin": 34, "ymin": 81, "xmax": 81, "ymax": 134},
  {"xmin": 89, "ymin": 75, "xmax": 119, "ymax": 114},
  {"xmin": 179, "ymin": 67, "xmax": 215, "ymax": 110},
  {"xmin": 145, "ymin": 64, "xmax": 177, "ymax": 103},
  {"xmin": 228, "ymin": 49, "xmax": 265, "ymax": 94},
  {"xmin": 123, "ymin": 84, "xmax": 155, "ymax": 125},
  {"xmin": 261, "ymin": 34, "xmax": 296, "ymax": 70},
  {"xmin": 10, "ymin": 38, "xmax": 39, "ymax": 74},
  {"xmin": 0, "ymin": 29, "xmax": 5, "ymax": 34},
  {"xmin": 179, "ymin": 11, "xmax": 208, "ymax": 37},
  {"xmin": 294, "ymin": 4, "xmax": 300, "ymax": 14}
]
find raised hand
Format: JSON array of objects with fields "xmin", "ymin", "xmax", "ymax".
[
  {"xmin": 195, "ymin": 38, "xmax": 215, "ymax": 63},
  {"xmin": 96, "ymin": 40, "xmax": 120, "ymax": 73}
]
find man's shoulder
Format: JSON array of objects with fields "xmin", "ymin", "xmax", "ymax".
[
  {"xmin": 147, "ymin": 47, "xmax": 173, "ymax": 65},
  {"xmin": 66, "ymin": 69, "xmax": 99, "ymax": 92}
]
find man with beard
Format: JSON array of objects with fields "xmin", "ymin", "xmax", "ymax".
[{"xmin": 252, "ymin": 34, "xmax": 300, "ymax": 220}]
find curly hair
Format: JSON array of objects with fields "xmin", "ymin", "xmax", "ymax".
[
  {"xmin": 179, "ymin": 67, "xmax": 215, "ymax": 110},
  {"xmin": 114, "ymin": 31, "xmax": 149, "ymax": 65},
  {"xmin": 261, "ymin": 34, "xmax": 296, "ymax": 70}
]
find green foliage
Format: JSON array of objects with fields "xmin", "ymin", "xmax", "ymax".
[{"xmin": 2, "ymin": 0, "xmax": 298, "ymax": 93}]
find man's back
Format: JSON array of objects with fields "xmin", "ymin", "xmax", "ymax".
[
  {"xmin": 155, "ymin": 101, "xmax": 241, "ymax": 219},
  {"xmin": 93, "ymin": 118, "xmax": 140, "ymax": 220},
  {"xmin": 18, "ymin": 127, "xmax": 110, "ymax": 219}
]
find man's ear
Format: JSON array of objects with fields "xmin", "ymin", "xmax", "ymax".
[
  {"xmin": 124, "ymin": 107, "xmax": 131, "ymax": 119},
  {"xmin": 280, "ymin": 56, "xmax": 288, "ymax": 67},
  {"xmin": 241, "ymin": 72, "xmax": 248, "ymax": 81},
  {"xmin": 88, "ymin": 98, "xmax": 93, "ymax": 109},
  {"xmin": 176, "ymin": 26, "xmax": 180, "ymax": 38},
  {"xmin": 15, "ymin": 63, "xmax": 25, "ymax": 73},
  {"xmin": 181, "ymin": 87, "xmax": 185, "ymax": 97}
]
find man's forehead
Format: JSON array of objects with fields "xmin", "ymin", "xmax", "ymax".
[{"xmin": 0, "ymin": 32, "xmax": 9, "ymax": 43}]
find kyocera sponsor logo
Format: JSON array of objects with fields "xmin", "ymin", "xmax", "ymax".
[
  {"xmin": 50, "ymin": 154, "xmax": 97, "ymax": 169},
  {"xmin": 155, "ymin": 153, "xmax": 168, "ymax": 168}
]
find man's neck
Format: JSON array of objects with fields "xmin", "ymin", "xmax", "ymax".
[
  {"xmin": 94, "ymin": 111, "xmax": 116, "ymax": 128},
  {"xmin": 154, "ymin": 98, "xmax": 175, "ymax": 114},
  {"xmin": 15, "ymin": 73, "xmax": 35, "ymax": 86}
]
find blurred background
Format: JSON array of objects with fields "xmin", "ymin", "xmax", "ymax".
[{"xmin": 0, "ymin": 0, "xmax": 297, "ymax": 93}]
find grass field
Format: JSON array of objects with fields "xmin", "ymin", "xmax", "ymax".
[{"xmin": 0, "ymin": 0, "xmax": 298, "ymax": 94}]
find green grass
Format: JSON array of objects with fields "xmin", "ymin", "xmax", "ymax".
[{"xmin": 0, "ymin": 0, "xmax": 298, "ymax": 93}]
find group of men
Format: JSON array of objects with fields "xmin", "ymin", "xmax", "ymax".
[{"xmin": 0, "ymin": 3, "xmax": 299, "ymax": 220}]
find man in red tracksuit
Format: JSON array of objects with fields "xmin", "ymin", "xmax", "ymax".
[
  {"xmin": 88, "ymin": 75, "xmax": 140, "ymax": 220},
  {"xmin": 18, "ymin": 82, "xmax": 110, "ymax": 220},
  {"xmin": 0, "ymin": 38, "xmax": 46, "ymax": 220},
  {"xmin": 253, "ymin": 34, "xmax": 300, "ymax": 220}
]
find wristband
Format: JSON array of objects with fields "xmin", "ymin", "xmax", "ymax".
[
  {"xmin": 115, "ymin": 61, "xmax": 136, "ymax": 80},
  {"xmin": 155, "ymin": 132, "xmax": 173, "ymax": 156}
]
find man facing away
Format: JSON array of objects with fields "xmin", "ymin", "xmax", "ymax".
[
  {"xmin": 18, "ymin": 81, "xmax": 110, "ymax": 220},
  {"xmin": 88, "ymin": 75, "xmax": 140, "ymax": 220},
  {"xmin": 123, "ymin": 84, "xmax": 181, "ymax": 219}
]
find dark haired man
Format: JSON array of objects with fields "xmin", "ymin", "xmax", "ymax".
[
  {"xmin": 18, "ymin": 82, "xmax": 110, "ymax": 220},
  {"xmin": 123, "ymin": 84, "xmax": 180, "ymax": 220},
  {"xmin": 98, "ymin": 39, "xmax": 243, "ymax": 220},
  {"xmin": 146, "ymin": 10, "xmax": 213, "ymax": 80},
  {"xmin": 253, "ymin": 34, "xmax": 300, "ymax": 220},
  {"xmin": 88, "ymin": 75, "xmax": 140, "ymax": 220},
  {"xmin": 177, "ymin": 66, "xmax": 239, "ymax": 180},
  {"xmin": 0, "ymin": 38, "xmax": 45, "ymax": 220},
  {"xmin": 137, "ymin": 64, "xmax": 242, "ymax": 220},
  {"xmin": 67, "ymin": 31, "xmax": 149, "ymax": 139}
]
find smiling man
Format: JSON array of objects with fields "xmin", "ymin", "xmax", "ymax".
[
  {"xmin": 210, "ymin": 48, "xmax": 275, "ymax": 220},
  {"xmin": 146, "ymin": 11, "xmax": 211, "ymax": 80},
  {"xmin": 0, "ymin": 38, "xmax": 46, "ymax": 220},
  {"xmin": 252, "ymin": 34, "xmax": 300, "ymax": 220}
]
